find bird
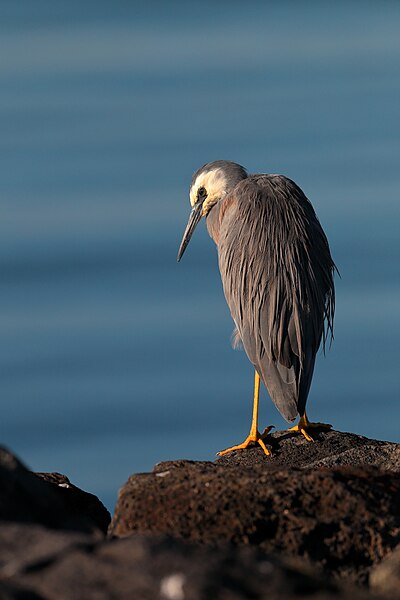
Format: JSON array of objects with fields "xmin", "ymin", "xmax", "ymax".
[{"xmin": 177, "ymin": 160, "xmax": 336, "ymax": 456}]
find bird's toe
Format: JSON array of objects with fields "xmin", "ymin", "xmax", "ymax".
[{"xmin": 217, "ymin": 429, "xmax": 273, "ymax": 457}]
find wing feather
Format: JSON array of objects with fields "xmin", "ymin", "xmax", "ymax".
[{"xmin": 217, "ymin": 174, "xmax": 336, "ymax": 422}]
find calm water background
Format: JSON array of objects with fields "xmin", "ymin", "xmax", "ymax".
[{"xmin": 0, "ymin": 1, "xmax": 399, "ymax": 511}]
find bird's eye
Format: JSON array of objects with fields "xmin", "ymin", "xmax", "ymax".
[{"xmin": 197, "ymin": 187, "xmax": 207, "ymax": 201}]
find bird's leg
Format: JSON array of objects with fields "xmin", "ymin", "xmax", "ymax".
[
  {"xmin": 289, "ymin": 411, "xmax": 332, "ymax": 442},
  {"xmin": 217, "ymin": 371, "xmax": 273, "ymax": 457}
]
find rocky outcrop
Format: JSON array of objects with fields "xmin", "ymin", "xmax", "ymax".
[
  {"xmin": 370, "ymin": 545, "xmax": 400, "ymax": 598},
  {"xmin": 110, "ymin": 430, "xmax": 400, "ymax": 584},
  {"xmin": 216, "ymin": 428, "xmax": 400, "ymax": 471},
  {"xmin": 0, "ymin": 524, "xmax": 373, "ymax": 599},
  {"xmin": 0, "ymin": 446, "xmax": 110, "ymax": 535},
  {"xmin": 1, "ymin": 431, "xmax": 399, "ymax": 598}
]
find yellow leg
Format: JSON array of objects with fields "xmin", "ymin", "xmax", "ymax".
[
  {"xmin": 289, "ymin": 411, "xmax": 332, "ymax": 442},
  {"xmin": 217, "ymin": 371, "xmax": 273, "ymax": 457}
]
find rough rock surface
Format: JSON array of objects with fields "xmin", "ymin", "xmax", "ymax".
[
  {"xmin": 0, "ymin": 446, "xmax": 110, "ymax": 535},
  {"xmin": 1, "ymin": 433, "xmax": 399, "ymax": 598},
  {"xmin": 217, "ymin": 428, "xmax": 400, "ymax": 471},
  {"xmin": 370, "ymin": 545, "xmax": 400, "ymax": 598},
  {"xmin": 110, "ymin": 430, "xmax": 400, "ymax": 584},
  {"xmin": 0, "ymin": 524, "xmax": 375, "ymax": 599}
]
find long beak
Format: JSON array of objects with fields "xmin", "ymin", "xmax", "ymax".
[{"xmin": 177, "ymin": 201, "xmax": 203, "ymax": 262}]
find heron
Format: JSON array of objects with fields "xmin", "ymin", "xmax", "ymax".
[{"xmin": 177, "ymin": 160, "xmax": 336, "ymax": 456}]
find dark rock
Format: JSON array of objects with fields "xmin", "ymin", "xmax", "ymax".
[
  {"xmin": 1, "ymin": 431, "xmax": 398, "ymax": 597},
  {"xmin": 110, "ymin": 430, "xmax": 400, "ymax": 584},
  {"xmin": 0, "ymin": 524, "xmax": 374, "ymax": 599},
  {"xmin": 0, "ymin": 523, "xmax": 93, "ymax": 577},
  {"xmin": 35, "ymin": 472, "xmax": 110, "ymax": 535},
  {"xmin": 217, "ymin": 429, "xmax": 400, "ymax": 471},
  {"xmin": 0, "ymin": 447, "xmax": 110, "ymax": 535},
  {"xmin": 0, "ymin": 582, "xmax": 45, "ymax": 599},
  {"xmin": 0, "ymin": 523, "xmax": 93, "ymax": 599},
  {"xmin": 370, "ymin": 545, "xmax": 400, "ymax": 598}
]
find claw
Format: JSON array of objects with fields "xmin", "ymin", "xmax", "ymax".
[
  {"xmin": 260, "ymin": 425, "xmax": 275, "ymax": 439},
  {"xmin": 289, "ymin": 413, "xmax": 332, "ymax": 442},
  {"xmin": 217, "ymin": 426, "xmax": 274, "ymax": 457}
]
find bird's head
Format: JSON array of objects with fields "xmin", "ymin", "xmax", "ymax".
[{"xmin": 177, "ymin": 160, "xmax": 247, "ymax": 261}]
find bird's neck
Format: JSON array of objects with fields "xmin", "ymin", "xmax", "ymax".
[{"xmin": 205, "ymin": 202, "xmax": 222, "ymax": 245}]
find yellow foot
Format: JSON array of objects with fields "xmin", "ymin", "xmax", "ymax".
[
  {"xmin": 289, "ymin": 414, "xmax": 332, "ymax": 442},
  {"xmin": 217, "ymin": 426, "xmax": 274, "ymax": 457}
]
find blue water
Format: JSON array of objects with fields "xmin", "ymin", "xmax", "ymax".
[{"xmin": 0, "ymin": 1, "xmax": 399, "ymax": 511}]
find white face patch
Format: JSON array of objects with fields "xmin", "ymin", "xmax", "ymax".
[{"xmin": 189, "ymin": 168, "xmax": 228, "ymax": 208}]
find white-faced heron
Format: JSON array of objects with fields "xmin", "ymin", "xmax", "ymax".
[{"xmin": 177, "ymin": 160, "xmax": 336, "ymax": 456}]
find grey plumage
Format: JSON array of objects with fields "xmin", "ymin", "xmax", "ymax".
[
  {"xmin": 191, "ymin": 160, "xmax": 248, "ymax": 191},
  {"xmin": 178, "ymin": 160, "xmax": 335, "ymax": 424}
]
